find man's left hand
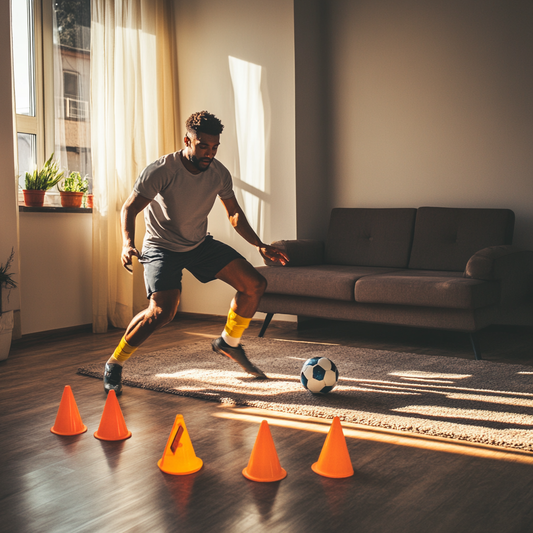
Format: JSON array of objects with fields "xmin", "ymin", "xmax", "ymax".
[{"xmin": 259, "ymin": 245, "xmax": 289, "ymax": 266}]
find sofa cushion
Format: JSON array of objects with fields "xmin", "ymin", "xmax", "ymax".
[
  {"xmin": 408, "ymin": 207, "xmax": 515, "ymax": 272},
  {"xmin": 256, "ymin": 265, "xmax": 400, "ymax": 301},
  {"xmin": 354, "ymin": 270, "xmax": 500, "ymax": 309},
  {"xmin": 325, "ymin": 208, "xmax": 417, "ymax": 268}
]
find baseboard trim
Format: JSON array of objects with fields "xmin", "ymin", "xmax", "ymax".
[{"xmin": 13, "ymin": 323, "xmax": 94, "ymax": 348}]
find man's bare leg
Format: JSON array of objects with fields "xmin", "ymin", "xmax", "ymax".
[
  {"xmin": 104, "ymin": 289, "xmax": 180, "ymax": 394},
  {"xmin": 216, "ymin": 258, "xmax": 266, "ymax": 316}
]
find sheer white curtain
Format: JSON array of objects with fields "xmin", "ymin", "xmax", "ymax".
[{"xmin": 91, "ymin": 0, "xmax": 178, "ymax": 332}]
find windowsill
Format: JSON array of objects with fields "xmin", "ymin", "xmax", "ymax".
[
  {"xmin": 19, "ymin": 205, "xmax": 92, "ymax": 213},
  {"xmin": 18, "ymin": 191, "xmax": 93, "ymax": 212}
]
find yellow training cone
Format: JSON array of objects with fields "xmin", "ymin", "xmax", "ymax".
[
  {"xmin": 158, "ymin": 415, "xmax": 203, "ymax": 475},
  {"xmin": 312, "ymin": 417, "xmax": 354, "ymax": 478},
  {"xmin": 243, "ymin": 420, "xmax": 287, "ymax": 482}
]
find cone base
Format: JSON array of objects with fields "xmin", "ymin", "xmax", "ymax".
[
  {"xmin": 157, "ymin": 457, "xmax": 203, "ymax": 475},
  {"xmin": 242, "ymin": 466, "xmax": 287, "ymax": 482},
  {"xmin": 94, "ymin": 430, "xmax": 132, "ymax": 441},
  {"xmin": 51, "ymin": 425, "xmax": 88, "ymax": 436},
  {"xmin": 311, "ymin": 461, "xmax": 354, "ymax": 478}
]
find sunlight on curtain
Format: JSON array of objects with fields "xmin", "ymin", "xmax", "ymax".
[
  {"xmin": 91, "ymin": 0, "xmax": 178, "ymax": 332},
  {"xmin": 229, "ymin": 56, "xmax": 266, "ymax": 237}
]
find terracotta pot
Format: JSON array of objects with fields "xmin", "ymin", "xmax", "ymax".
[
  {"xmin": 86, "ymin": 194, "xmax": 94, "ymax": 208},
  {"xmin": 60, "ymin": 191, "xmax": 84, "ymax": 208},
  {"xmin": 23, "ymin": 189, "xmax": 46, "ymax": 207}
]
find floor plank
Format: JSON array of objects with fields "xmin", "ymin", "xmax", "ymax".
[{"xmin": 1, "ymin": 316, "xmax": 533, "ymax": 532}]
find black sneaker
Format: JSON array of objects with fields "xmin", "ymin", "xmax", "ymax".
[
  {"xmin": 212, "ymin": 337, "xmax": 267, "ymax": 379},
  {"xmin": 104, "ymin": 362, "xmax": 123, "ymax": 396}
]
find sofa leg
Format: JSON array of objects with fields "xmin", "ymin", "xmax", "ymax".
[
  {"xmin": 258, "ymin": 313, "xmax": 274, "ymax": 338},
  {"xmin": 469, "ymin": 333, "xmax": 482, "ymax": 360}
]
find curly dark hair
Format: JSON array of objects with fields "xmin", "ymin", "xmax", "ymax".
[{"xmin": 185, "ymin": 111, "xmax": 224, "ymax": 137}]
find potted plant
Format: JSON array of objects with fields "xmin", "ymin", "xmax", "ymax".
[
  {"xmin": 23, "ymin": 153, "xmax": 64, "ymax": 207},
  {"xmin": 0, "ymin": 248, "xmax": 17, "ymax": 361},
  {"xmin": 59, "ymin": 171, "xmax": 89, "ymax": 208}
]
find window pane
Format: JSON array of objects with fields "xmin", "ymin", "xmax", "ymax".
[
  {"xmin": 12, "ymin": 0, "xmax": 35, "ymax": 116},
  {"xmin": 53, "ymin": 0, "xmax": 92, "ymax": 190},
  {"xmin": 63, "ymin": 71, "xmax": 80, "ymax": 98},
  {"xmin": 17, "ymin": 133, "xmax": 37, "ymax": 189}
]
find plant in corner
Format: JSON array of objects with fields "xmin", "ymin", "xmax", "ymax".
[
  {"xmin": 0, "ymin": 248, "xmax": 17, "ymax": 361},
  {"xmin": 58, "ymin": 171, "xmax": 89, "ymax": 208},
  {"xmin": 23, "ymin": 153, "xmax": 65, "ymax": 207}
]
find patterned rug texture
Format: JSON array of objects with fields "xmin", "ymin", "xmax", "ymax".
[{"xmin": 78, "ymin": 337, "xmax": 533, "ymax": 451}]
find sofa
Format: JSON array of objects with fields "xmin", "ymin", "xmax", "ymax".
[{"xmin": 255, "ymin": 207, "xmax": 533, "ymax": 359}]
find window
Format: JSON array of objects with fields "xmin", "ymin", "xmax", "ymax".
[
  {"xmin": 11, "ymin": 0, "xmax": 91, "ymax": 205},
  {"xmin": 12, "ymin": 0, "xmax": 40, "ymax": 188},
  {"xmin": 63, "ymin": 71, "xmax": 80, "ymax": 99},
  {"xmin": 63, "ymin": 71, "xmax": 89, "ymax": 121}
]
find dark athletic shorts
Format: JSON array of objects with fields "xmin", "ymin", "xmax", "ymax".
[{"xmin": 140, "ymin": 236, "xmax": 244, "ymax": 298}]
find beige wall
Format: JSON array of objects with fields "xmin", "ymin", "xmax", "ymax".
[
  {"xmin": 174, "ymin": 0, "xmax": 297, "ymax": 316},
  {"xmin": 326, "ymin": 0, "xmax": 533, "ymax": 248},
  {"xmin": 294, "ymin": 0, "xmax": 332, "ymax": 240},
  {"xmin": 18, "ymin": 212, "xmax": 92, "ymax": 334}
]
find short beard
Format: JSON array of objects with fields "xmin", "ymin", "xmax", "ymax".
[{"xmin": 189, "ymin": 154, "xmax": 211, "ymax": 172}]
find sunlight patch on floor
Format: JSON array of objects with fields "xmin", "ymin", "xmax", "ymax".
[
  {"xmin": 271, "ymin": 338, "xmax": 340, "ymax": 346},
  {"xmin": 184, "ymin": 332, "xmax": 218, "ymax": 339},
  {"xmin": 399, "ymin": 377, "xmax": 455, "ymax": 384},
  {"xmin": 389, "ymin": 371, "xmax": 471, "ymax": 380},
  {"xmin": 212, "ymin": 406, "xmax": 533, "ymax": 465}
]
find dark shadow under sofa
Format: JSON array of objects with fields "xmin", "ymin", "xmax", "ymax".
[{"xmin": 255, "ymin": 207, "xmax": 533, "ymax": 359}]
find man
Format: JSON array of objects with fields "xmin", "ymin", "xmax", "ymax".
[{"xmin": 103, "ymin": 111, "xmax": 288, "ymax": 396}]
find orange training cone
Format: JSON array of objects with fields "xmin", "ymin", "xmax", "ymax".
[
  {"xmin": 312, "ymin": 417, "xmax": 354, "ymax": 478},
  {"xmin": 158, "ymin": 414, "xmax": 203, "ymax": 475},
  {"xmin": 242, "ymin": 420, "xmax": 287, "ymax": 482},
  {"xmin": 51, "ymin": 385, "xmax": 87, "ymax": 436},
  {"xmin": 94, "ymin": 389, "xmax": 132, "ymax": 441}
]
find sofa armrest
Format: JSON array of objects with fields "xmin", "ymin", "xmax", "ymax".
[
  {"xmin": 465, "ymin": 246, "xmax": 533, "ymax": 280},
  {"xmin": 263, "ymin": 239, "xmax": 324, "ymax": 267},
  {"xmin": 465, "ymin": 245, "xmax": 533, "ymax": 303}
]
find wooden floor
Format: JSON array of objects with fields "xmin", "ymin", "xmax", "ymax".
[{"xmin": 2, "ymin": 316, "xmax": 533, "ymax": 533}]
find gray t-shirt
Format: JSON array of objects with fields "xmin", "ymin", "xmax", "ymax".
[{"xmin": 134, "ymin": 151, "xmax": 234, "ymax": 252}]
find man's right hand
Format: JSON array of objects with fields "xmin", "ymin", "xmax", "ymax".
[
  {"xmin": 121, "ymin": 245, "xmax": 141, "ymax": 271},
  {"xmin": 120, "ymin": 191, "xmax": 151, "ymax": 271}
]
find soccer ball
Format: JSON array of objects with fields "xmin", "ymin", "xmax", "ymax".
[{"xmin": 300, "ymin": 357, "xmax": 339, "ymax": 394}]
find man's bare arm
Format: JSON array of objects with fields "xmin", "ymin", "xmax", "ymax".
[
  {"xmin": 220, "ymin": 195, "xmax": 289, "ymax": 265},
  {"xmin": 121, "ymin": 191, "xmax": 152, "ymax": 269}
]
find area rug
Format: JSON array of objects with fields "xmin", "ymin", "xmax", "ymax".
[{"xmin": 78, "ymin": 338, "xmax": 533, "ymax": 451}]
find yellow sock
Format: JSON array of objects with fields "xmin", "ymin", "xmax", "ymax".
[
  {"xmin": 222, "ymin": 309, "xmax": 251, "ymax": 347},
  {"xmin": 111, "ymin": 336, "xmax": 138, "ymax": 363}
]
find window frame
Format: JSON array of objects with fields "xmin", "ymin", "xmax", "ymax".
[
  {"xmin": 13, "ymin": 0, "xmax": 54, "ymax": 176},
  {"xmin": 14, "ymin": 0, "xmax": 91, "ymax": 210}
]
